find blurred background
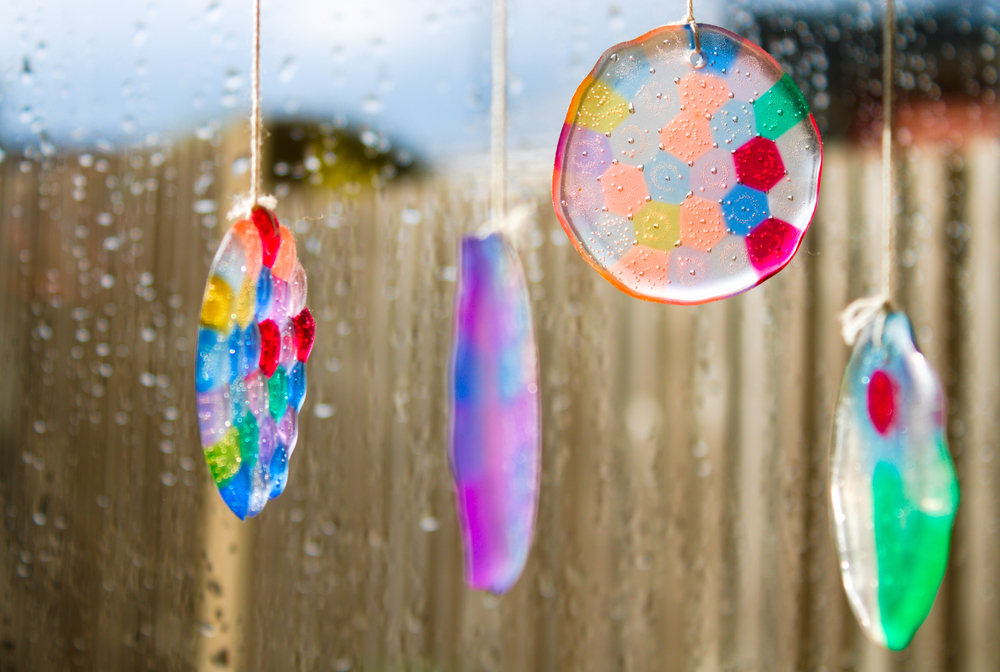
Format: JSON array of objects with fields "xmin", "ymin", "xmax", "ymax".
[{"xmin": 0, "ymin": 0, "xmax": 998, "ymax": 670}]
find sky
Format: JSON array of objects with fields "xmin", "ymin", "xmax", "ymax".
[{"xmin": 0, "ymin": 0, "xmax": 730, "ymax": 162}]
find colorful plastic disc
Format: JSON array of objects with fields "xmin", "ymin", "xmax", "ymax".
[
  {"xmin": 552, "ymin": 24, "xmax": 822, "ymax": 304},
  {"xmin": 449, "ymin": 231, "xmax": 541, "ymax": 594},
  {"xmin": 831, "ymin": 311, "xmax": 959, "ymax": 651},
  {"xmin": 196, "ymin": 207, "xmax": 315, "ymax": 519}
]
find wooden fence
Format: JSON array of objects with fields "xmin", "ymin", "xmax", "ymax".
[{"xmin": 0, "ymin": 124, "xmax": 998, "ymax": 671}]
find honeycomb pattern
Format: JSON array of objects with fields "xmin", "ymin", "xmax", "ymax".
[{"xmin": 553, "ymin": 24, "xmax": 822, "ymax": 304}]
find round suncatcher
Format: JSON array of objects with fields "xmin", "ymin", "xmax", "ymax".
[{"xmin": 553, "ymin": 24, "xmax": 822, "ymax": 304}]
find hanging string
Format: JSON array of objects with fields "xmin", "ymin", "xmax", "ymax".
[
  {"xmin": 683, "ymin": 0, "xmax": 701, "ymax": 55},
  {"xmin": 228, "ymin": 0, "xmax": 276, "ymax": 220},
  {"xmin": 840, "ymin": 0, "xmax": 896, "ymax": 346},
  {"xmin": 879, "ymin": 0, "xmax": 895, "ymax": 302},
  {"xmin": 250, "ymin": 0, "xmax": 262, "ymax": 207},
  {"xmin": 490, "ymin": 0, "xmax": 507, "ymax": 223}
]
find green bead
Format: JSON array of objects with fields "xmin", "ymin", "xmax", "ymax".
[
  {"xmin": 237, "ymin": 411, "xmax": 259, "ymax": 472},
  {"xmin": 752, "ymin": 74, "xmax": 809, "ymax": 141},
  {"xmin": 873, "ymin": 458, "xmax": 959, "ymax": 650},
  {"xmin": 204, "ymin": 427, "xmax": 241, "ymax": 484},
  {"xmin": 268, "ymin": 366, "xmax": 288, "ymax": 421}
]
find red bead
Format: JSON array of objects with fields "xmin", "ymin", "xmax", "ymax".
[
  {"xmin": 745, "ymin": 217, "xmax": 799, "ymax": 273},
  {"xmin": 292, "ymin": 308, "xmax": 316, "ymax": 362},
  {"xmin": 252, "ymin": 207, "xmax": 282, "ymax": 268},
  {"xmin": 868, "ymin": 369, "xmax": 896, "ymax": 435},
  {"xmin": 258, "ymin": 319, "xmax": 280, "ymax": 377},
  {"xmin": 733, "ymin": 137, "xmax": 786, "ymax": 192}
]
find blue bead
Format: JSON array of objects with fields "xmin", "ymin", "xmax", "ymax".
[
  {"xmin": 196, "ymin": 328, "xmax": 229, "ymax": 393},
  {"xmin": 218, "ymin": 464, "xmax": 251, "ymax": 520},
  {"xmin": 288, "ymin": 362, "xmax": 307, "ymax": 412},
  {"xmin": 227, "ymin": 326, "xmax": 243, "ymax": 385},
  {"xmin": 722, "ymin": 184, "xmax": 770, "ymax": 236},
  {"xmin": 269, "ymin": 446, "xmax": 290, "ymax": 499},
  {"xmin": 241, "ymin": 323, "xmax": 261, "ymax": 378},
  {"xmin": 255, "ymin": 267, "xmax": 273, "ymax": 322},
  {"xmin": 692, "ymin": 26, "xmax": 740, "ymax": 76}
]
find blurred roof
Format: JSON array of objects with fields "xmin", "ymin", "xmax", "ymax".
[{"xmin": 735, "ymin": 0, "xmax": 999, "ymax": 140}]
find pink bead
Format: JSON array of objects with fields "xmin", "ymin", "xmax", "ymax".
[
  {"xmin": 277, "ymin": 406, "xmax": 299, "ymax": 457},
  {"xmin": 252, "ymin": 207, "xmax": 281, "ymax": 268},
  {"xmin": 293, "ymin": 309, "xmax": 316, "ymax": 362},
  {"xmin": 289, "ymin": 261, "xmax": 308, "ymax": 316},
  {"xmin": 258, "ymin": 319, "xmax": 280, "ymax": 378},
  {"xmin": 246, "ymin": 371, "xmax": 269, "ymax": 418},
  {"xmin": 734, "ymin": 137, "xmax": 786, "ymax": 192},
  {"xmin": 868, "ymin": 370, "xmax": 896, "ymax": 435},
  {"xmin": 279, "ymin": 318, "xmax": 297, "ymax": 370}
]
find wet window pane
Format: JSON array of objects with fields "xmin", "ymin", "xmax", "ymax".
[{"xmin": 1, "ymin": 0, "xmax": 998, "ymax": 669}]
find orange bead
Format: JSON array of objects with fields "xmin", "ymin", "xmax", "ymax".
[
  {"xmin": 232, "ymin": 218, "xmax": 262, "ymax": 281},
  {"xmin": 271, "ymin": 225, "xmax": 298, "ymax": 281}
]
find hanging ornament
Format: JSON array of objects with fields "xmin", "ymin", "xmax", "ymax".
[
  {"xmin": 197, "ymin": 208, "xmax": 314, "ymax": 519},
  {"xmin": 831, "ymin": 0, "xmax": 958, "ymax": 650},
  {"xmin": 448, "ymin": 223, "xmax": 541, "ymax": 594},
  {"xmin": 552, "ymin": 21, "xmax": 822, "ymax": 304},
  {"xmin": 195, "ymin": 0, "xmax": 315, "ymax": 519},
  {"xmin": 446, "ymin": 0, "xmax": 541, "ymax": 594},
  {"xmin": 831, "ymin": 311, "xmax": 959, "ymax": 650}
]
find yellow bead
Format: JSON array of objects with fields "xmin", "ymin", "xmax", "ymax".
[
  {"xmin": 573, "ymin": 81, "xmax": 629, "ymax": 134},
  {"xmin": 234, "ymin": 278, "xmax": 256, "ymax": 330},
  {"xmin": 204, "ymin": 426, "xmax": 242, "ymax": 483},
  {"xmin": 200, "ymin": 275, "xmax": 234, "ymax": 330}
]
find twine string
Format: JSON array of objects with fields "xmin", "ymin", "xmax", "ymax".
[
  {"xmin": 250, "ymin": 0, "xmax": 262, "ymax": 207},
  {"xmin": 879, "ymin": 0, "xmax": 895, "ymax": 302},
  {"xmin": 490, "ymin": 0, "xmax": 507, "ymax": 223},
  {"xmin": 840, "ymin": 0, "xmax": 896, "ymax": 346},
  {"xmin": 227, "ymin": 0, "xmax": 275, "ymax": 220},
  {"xmin": 684, "ymin": 0, "xmax": 700, "ymax": 54}
]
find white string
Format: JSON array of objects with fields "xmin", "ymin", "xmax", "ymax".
[
  {"xmin": 490, "ymin": 0, "xmax": 506, "ymax": 222},
  {"xmin": 840, "ymin": 0, "xmax": 895, "ymax": 346},
  {"xmin": 681, "ymin": 0, "xmax": 701, "ymax": 55},
  {"xmin": 250, "ymin": 0, "xmax": 262, "ymax": 207},
  {"xmin": 477, "ymin": 204, "xmax": 533, "ymax": 248},
  {"xmin": 879, "ymin": 0, "xmax": 895, "ymax": 302},
  {"xmin": 228, "ymin": 0, "xmax": 274, "ymax": 221}
]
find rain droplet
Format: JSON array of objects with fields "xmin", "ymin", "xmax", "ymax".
[{"xmin": 279, "ymin": 57, "xmax": 297, "ymax": 83}]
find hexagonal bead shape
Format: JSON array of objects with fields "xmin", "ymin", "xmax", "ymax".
[
  {"xmin": 691, "ymin": 148, "xmax": 738, "ymax": 201},
  {"xmin": 753, "ymin": 74, "xmax": 810, "ymax": 140},
  {"xmin": 601, "ymin": 164, "xmax": 649, "ymax": 217},
  {"xmin": 680, "ymin": 197, "xmax": 725, "ymax": 252},
  {"xmin": 634, "ymin": 203, "xmax": 681, "ymax": 251},
  {"xmin": 734, "ymin": 137, "xmax": 786, "ymax": 192},
  {"xmin": 660, "ymin": 113, "xmax": 713, "ymax": 163},
  {"xmin": 573, "ymin": 81, "xmax": 631, "ymax": 134},
  {"xmin": 668, "ymin": 247, "xmax": 711, "ymax": 288},
  {"xmin": 564, "ymin": 128, "xmax": 613, "ymax": 177},
  {"xmin": 644, "ymin": 153, "xmax": 690, "ymax": 205},
  {"xmin": 600, "ymin": 51, "xmax": 649, "ymax": 99},
  {"xmin": 722, "ymin": 185, "xmax": 770, "ymax": 235},
  {"xmin": 677, "ymin": 72, "xmax": 731, "ymax": 119},
  {"xmin": 611, "ymin": 121, "xmax": 658, "ymax": 163},
  {"xmin": 745, "ymin": 217, "xmax": 799, "ymax": 274},
  {"xmin": 726, "ymin": 49, "xmax": 772, "ymax": 101},
  {"xmin": 711, "ymin": 100, "xmax": 757, "ymax": 149}
]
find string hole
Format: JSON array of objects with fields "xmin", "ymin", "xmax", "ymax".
[{"xmin": 689, "ymin": 51, "xmax": 707, "ymax": 69}]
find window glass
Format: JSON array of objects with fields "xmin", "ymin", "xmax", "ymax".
[{"xmin": 0, "ymin": 0, "xmax": 997, "ymax": 670}]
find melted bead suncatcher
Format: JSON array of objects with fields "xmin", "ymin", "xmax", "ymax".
[
  {"xmin": 449, "ymin": 232, "xmax": 541, "ymax": 594},
  {"xmin": 553, "ymin": 24, "xmax": 822, "ymax": 304},
  {"xmin": 196, "ymin": 207, "xmax": 315, "ymax": 519},
  {"xmin": 831, "ymin": 311, "xmax": 959, "ymax": 650}
]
